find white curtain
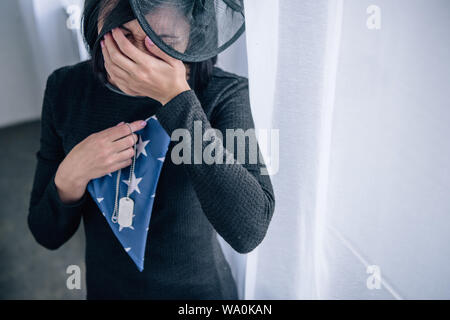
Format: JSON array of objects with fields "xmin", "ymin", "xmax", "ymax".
[{"xmin": 242, "ymin": 0, "xmax": 450, "ymax": 299}]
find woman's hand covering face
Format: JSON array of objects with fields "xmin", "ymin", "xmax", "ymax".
[{"xmin": 101, "ymin": 27, "xmax": 191, "ymax": 105}]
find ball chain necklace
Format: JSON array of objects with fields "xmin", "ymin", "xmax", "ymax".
[{"xmin": 111, "ymin": 123, "xmax": 137, "ymax": 228}]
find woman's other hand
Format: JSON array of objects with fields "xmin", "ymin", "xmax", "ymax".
[
  {"xmin": 101, "ymin": 28, "xmax": 191, "ymax": 105},
  {"xmin": 53, "ymin": 120, "xmax": 146, "ymax": 204}
]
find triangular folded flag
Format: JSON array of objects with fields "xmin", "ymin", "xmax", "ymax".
[{"xmin": 87, "ymin": 115, "xmax": 170, "ymax": 271}]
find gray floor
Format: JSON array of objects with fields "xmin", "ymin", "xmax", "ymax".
[{"xmin": 0, "ymin": 120, "xmax": 86, "ymax": 299}]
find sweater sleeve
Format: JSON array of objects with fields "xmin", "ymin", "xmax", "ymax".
[
  {"xmin": 155, "ymin": 78, "xmax": 275, "ymax": 253},
  {"xmin": 27, "ymin": 71, "xmax": 88, "ymax": 250}
]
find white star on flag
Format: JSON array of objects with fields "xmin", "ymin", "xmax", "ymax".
[
  {"xmin": 136, "ymin": 135, "xmax": 150, "ymax": 158},
  {"xmin": 122, "ymin": 172, "xmax": 143, "ymax": 195}
]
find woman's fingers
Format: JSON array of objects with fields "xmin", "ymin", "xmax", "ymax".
[
  {"xmin": 101, "ymin": 37, "xmax": 131, "ymax": 88},
  {"xmin": 102, "ymin": 33, "xmax": 147, "ymax": 96},
  {"xmin": 145, "ymin": 36, "xmax": 178, "ymax": 67},
  {"xmin": 102, "ymin": 41, "xmax": 130, "ymax": 80},
  {"xmin": 106, "ymin": 120, "xmax": 147, "ymax": 142},
  {"xmin": 111, "ymin": 27, "xmax": 144, "ymax": 63},
  {"xmin": 112, "ymin": 133, "xmax": 138, "ymax": 153},
  {"xmin": 103, "ymin": 32, "xmax": 137, "ymax": 73},
  {"xmin": 113, "ymin": 146, "xmax": 136, "ymax": 163},
  {"xmin": 108, "ymin": 157, "xmax": 133, "ymax": 173}
]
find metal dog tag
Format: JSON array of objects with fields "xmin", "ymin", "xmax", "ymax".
[{"xmin": 118, "ymin": 197, "xmax": 134, "ymax": 228}]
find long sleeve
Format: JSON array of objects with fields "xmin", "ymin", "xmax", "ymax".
[
  {"xmin": 27, "ymin": 72, "xmax": 88, "ymax": 250},
  {"xmin": 155, "ymin": 78, "xmax": 275, "ymax": 253}
]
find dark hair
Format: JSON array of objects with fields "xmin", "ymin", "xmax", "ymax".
[{"xmin": 81, "ymin": 0, "xmax": 217, "ymax": 96}]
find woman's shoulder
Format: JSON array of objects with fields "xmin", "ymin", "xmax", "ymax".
[
  {"xmin": 44, "ymin": 61, "xmax": 97, "ymax": 128},
  {"xmin": 204, "ymin": 67, "xmax": 249, "ymax": 105},
  {"xmin": 211, "ymin": 66, "xmax": 247, "ymax": 81},
  {"xmin": 45, "ymin": 60, "xmax": 99, "ymax": 116},
  {"xmin": 211, "ymin": 66, "xmax": 248, "ymax": 88},
  {"xmin": 201, "ymin": 67, "xmax": 252, "ymax": 123},
  {"xmin": 48, "ymin": 60, "xmax": 94, "ymax": 88}
]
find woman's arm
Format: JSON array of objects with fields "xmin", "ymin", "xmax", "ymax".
[
  {"xmin": 28, "ymin": 72, "xmax": 88, "ymax": 250},
  {"xmin": 155, "ymin": 78, "xmax": 275, "ymax": 253}
]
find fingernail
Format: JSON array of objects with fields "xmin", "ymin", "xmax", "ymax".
[
  {"xmin": 117, "ymin": 121, "xmax": 125, "ymax": 126},
  {"xmin": 140, "ymin": 121, "xmax": 147, "ymax": 127},
  {"xmin": 101, "ymin": 40, "xmax": 105, "ymax": 48},
  {"xmin": 145, "ymin": 36, "xmax": 154, "ymax": 46}
]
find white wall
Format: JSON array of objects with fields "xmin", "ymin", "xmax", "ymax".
[
  {"xmin": 0, "ymin": 0, "xmax": 85, "ymax": 128},
  {"xmin": 21, "ymin": 0, "xmax": 84, "ymax": 100},
  {"xmin": 0, "ymin": 0, "xmax": 40, "ymax": 127},
  {"xmin": 324, "ymin": 0, "xmax": 450, "ymax": 299}
]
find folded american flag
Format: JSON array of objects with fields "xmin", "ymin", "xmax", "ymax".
[{"xmin": 87, "ymin": 115, "xmax": 170, "ymax": 271}]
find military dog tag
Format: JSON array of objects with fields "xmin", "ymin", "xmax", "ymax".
[{"xmin": 118, "ymin": 197, "xmax": 134, "ymax": 228}]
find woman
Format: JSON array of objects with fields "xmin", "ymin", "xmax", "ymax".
[{"xmin": 28, "ymin": 0, "xmax": 275, "ymax": 299}]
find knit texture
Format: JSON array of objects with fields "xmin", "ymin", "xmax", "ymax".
[{"xmin": 28, "ymin": 60, "xmax": 275, "ymax": 299}]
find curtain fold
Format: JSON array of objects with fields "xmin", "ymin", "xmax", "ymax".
[{"xmin": 244, "ymin": 0, "xmax": 344, "ymax": 299}]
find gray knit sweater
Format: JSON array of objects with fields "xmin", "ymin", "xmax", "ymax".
[{"xmin": 28, "ymin": 60, "xmax": 275, "ymax": 299}]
